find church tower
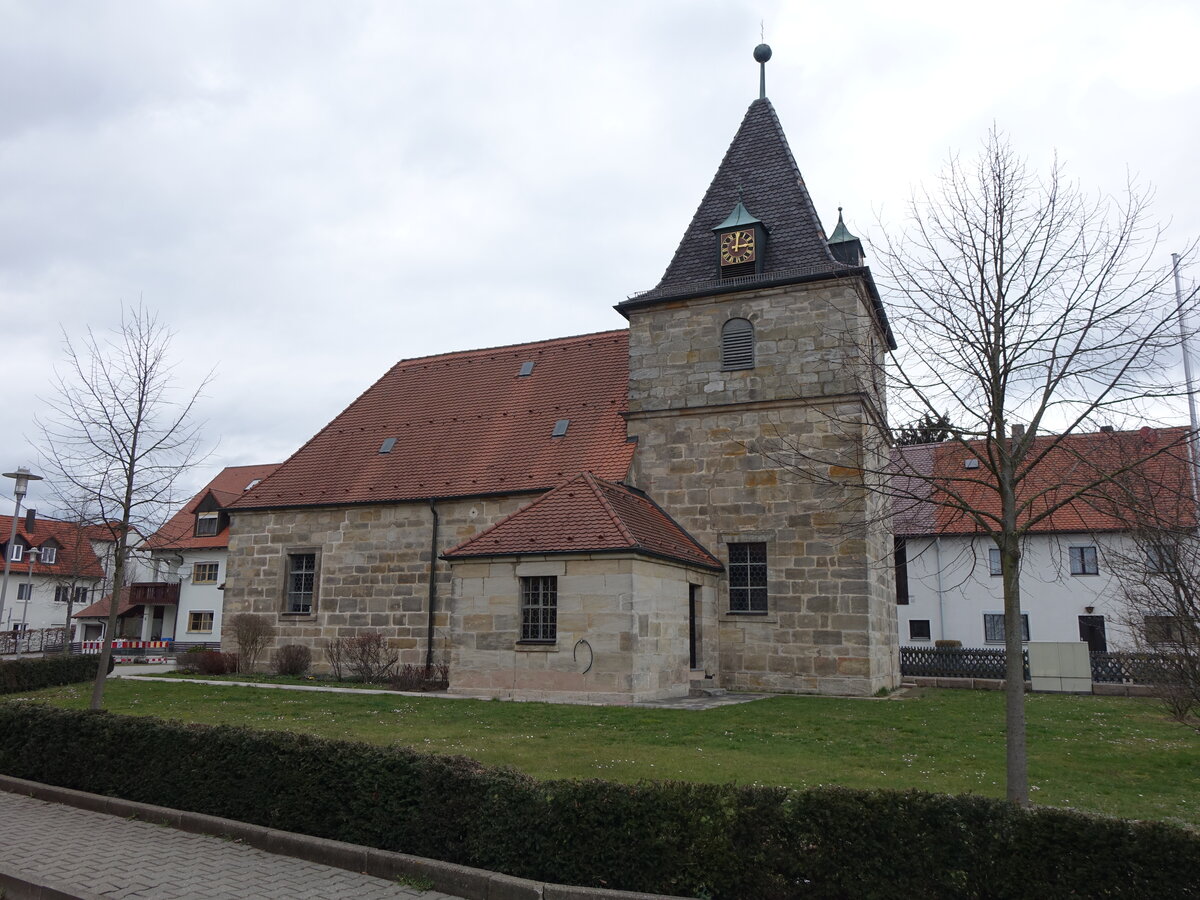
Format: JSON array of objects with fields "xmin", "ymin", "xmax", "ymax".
[{"xmin": 617, "ymin": 46, "xmax": 899, "ymax": 695}]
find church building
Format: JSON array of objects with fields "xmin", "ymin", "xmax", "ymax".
[{"xmin": 223, "ymin": 47, "xmax": 900, "ymax": 701}]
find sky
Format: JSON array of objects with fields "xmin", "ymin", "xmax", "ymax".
[{"xmin": 2, "ymin": 0, "xmax": 1199, "ymax": 521}]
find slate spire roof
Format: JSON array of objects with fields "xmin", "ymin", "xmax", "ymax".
[
  {"xmin": 443, "ymin": 472, "xmax": 723, "ymax": 571},
  {"xmin": 639, "ymin": 98, "xmax": 837, "ymax": 299}
]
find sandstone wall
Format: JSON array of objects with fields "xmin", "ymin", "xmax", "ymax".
[{"xmin": 625, "ymin": 279, "xmax": 898, "ymax": 695}]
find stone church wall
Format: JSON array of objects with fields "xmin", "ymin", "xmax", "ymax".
[{"xmin": 624, "ymin": 279, "xmax": 899, "ymax": 695}]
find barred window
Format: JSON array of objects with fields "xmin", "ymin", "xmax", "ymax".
[
  {"xmin": 520, "ymin": 576, "xmax": 557, "ymax": 642},
  {"xmin": 728, "ymin": 542, "xmax": 768, "ymax": 612},
  {"xmin": 193, "ymin": 562, "xmax": 219, "ymax": 584},
  {"xmin": 984, "ymin": 612, "xmax": 1029, "ymax": 643},
  {"xmin": 1069, "ymin": 546, "xmax": 1098, "ymax": 576},
  {"xmin": 286, "ymin": 553, "xmax": 317, "ymax": 614},
  {"xmin": 721, "ymin": 318, "xmax": 755, "ymax": 370}
]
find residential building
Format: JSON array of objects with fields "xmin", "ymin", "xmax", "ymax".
[
  {"xmin": 222, "ymin": 50, "xmax": 901, "ymax": 701},
  {"xmin": 893, "ymin": 427, "xmax": 1194, "ymax": 651},
  {"xmin": 0, "ymin": 513, "xmax": 106, "ymax": 634}
]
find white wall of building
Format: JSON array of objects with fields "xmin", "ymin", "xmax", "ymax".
[
  {"xmin": 897, "ymin": 532, "xmax": 1142, "ymax": 650},
  {"xmin": 154, "ymin": 549, "xmax": 227, "ymax": 646}
]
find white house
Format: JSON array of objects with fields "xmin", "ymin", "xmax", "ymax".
[
  {"xmin": 894, "ymin": 427, "xmax": 1194, "ymax": 652},
  {"xmin": 0, "ymin": 513, "xmax": 107, "ymax": 634}
]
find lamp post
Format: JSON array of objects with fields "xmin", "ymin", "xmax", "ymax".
[
  {"xmin": 0, "ymin": 467, "xmax": 42, "ymax": 645},
  {"xmin": 17, "ymin": 547, "xmax": 40, "ymax": 654}
]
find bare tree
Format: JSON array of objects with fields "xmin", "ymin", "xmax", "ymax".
[
  {"xmin": 771, "ymin": 129, "xmax": 1198, "ymax": 806},
  {"xmin": 37, "ymin": 304, "xmax": 209, "ymax": 709}
]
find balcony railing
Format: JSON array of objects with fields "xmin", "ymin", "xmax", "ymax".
[{"xmin": 129, "ymin": 582, "xmax": 181, "ymax": 605}]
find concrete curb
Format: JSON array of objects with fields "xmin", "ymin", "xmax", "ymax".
[{"xmin": 0, "ymin": 775, "xmax": 693, "ymax": 900}]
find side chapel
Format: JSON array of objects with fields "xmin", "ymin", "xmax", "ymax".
[{"xmin": 224, "ymin": 47, "xmax": 900, "ymax": 700}]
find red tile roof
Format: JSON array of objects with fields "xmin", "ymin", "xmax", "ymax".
[
  {"xmin": 443, "ymin": 473, "xmax": 722, "ymax": 570},
  {"xmin": 0, "ymin": 515, "xmax": 106, "ymax": 578},
  {"xmin": 74, "ymin": 586, "xmax": 137, "ymax": 619},
  {"xmin": 894, "ymin": 427, "xmax": 1196, "ymax": 536},
  {"xmin": 146, "ymin": 463, "xmax": 280, "ymax": 550},
  {"xmin": 232, "ymin": 331, "xmax": 636, "ymax": 510}
]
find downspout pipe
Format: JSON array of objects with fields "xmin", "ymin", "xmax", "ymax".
[
  {"xmin": 934, "ymin": 537, "xmax": 946, "ymax": 641},
  {"xmin": 425, "ymin": 500, "xmax": 438, "ymax": 672}
]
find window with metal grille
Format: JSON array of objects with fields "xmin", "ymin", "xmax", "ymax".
[
  {"xmin": 1069, "ymin": 545, "xmax": 1098, "ymax": 575},
  {"xmin": 721, "ymin": 318, "xmax": 755, "ymax": 370},
  {"xmin": 193, "ymin": 562, "xmax": 219, "ymax": 584},
  {"xmin": 984, "ymin": 612, "xmax": 1029, "ymax": 643},
  {"xmin": 520, "ymin": 576, "xmax": 557, "ymax": 642},
  {"xmin": 195, "ymin": 513, "xmax": 219, "ymax": 537},
  {"xmin": 188, "ymin": 611, "xmax": 215, "ymax": 632},
  {"xmin": 728, "ymin": 542, "xmax": 768, "ymax": 612},
  {"xmin": 286, "ymin": 553, "xmax": 317, "ymax": 614}
]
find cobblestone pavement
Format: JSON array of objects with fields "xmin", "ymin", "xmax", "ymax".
[{"xmin": 0, "ymin": 790, "xmax": 465, "ymax": 900}]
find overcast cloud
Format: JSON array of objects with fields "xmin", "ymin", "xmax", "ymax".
[{"xmin": 3, "ymin": 0, "xmax": 1198, "ymax": 519}]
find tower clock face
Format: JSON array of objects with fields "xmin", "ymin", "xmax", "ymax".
[{"xmin": 720, "ymin": 229, "xmax": 756, "ymax": 265}]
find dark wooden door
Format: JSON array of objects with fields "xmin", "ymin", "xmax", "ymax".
[{"xmin": 1078, "ymin": 615, "xmax": 1107, "ymax": 652}]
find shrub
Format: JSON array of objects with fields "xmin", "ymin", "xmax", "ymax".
[
  {"xmin": 344, "ymin": 632, "xmax": 397, "ymax": 682},
  {"xmin": 273, "ymin": 644, "xmax": 312, "ymax": 677},
  {"xmin": 192, "ymin": 650, "xmax": 238, "ymax": 676},
  {"xmin": 391, "ymin": 663, "xmax": 448, "ymax": 692},
  {"xmin": 323, "ymin": 636, "xmax": 347, "ymax": 681},
  {"xmin": 935, "ymin": 639, "xmax": 963, "ymax": 648},
  {"xmin": 175, "ymin": 647, "xmax": 207, "ymax": 675},
  {"xmin": 0, "ymin": 703, "xmax": 1196, "ymax": 899},
  {"xmin": 230, "ymin": 614, "xmax": 273, "ymax": 674},
  {"xmin": 0, "ymin": 655, "xmax": 106, "ymax": 694}
]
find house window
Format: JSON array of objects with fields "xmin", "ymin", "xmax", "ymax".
[
  {"xmin": 16, "ymin": 583, "xmax": 32, "ymax": 601},
  {"xmin": 1144, "ymin": 545, "xmax": 1172, "ymax": 574},
  {"xmin": 1145, "ymin": 615, "xmax": 1192, "ymax": 646},
  {"xmin": 75, "ymin": 586, "xmax": 89, "ymax": 604},
  {"xmin": 188, "ymin": 611, "xmax": 215, "ymax": 633},
  {"xmin": 988, "ymin": 548, "xmax": 1003, "ymax": 576},
  {"xmin": 193, "ymin": 562, "xmax": 220, "ymax": 584},
  {"xmin": 728, "ymin": 542, "xmax": 768, "ymax": 612},
  {"xmin": 8, "ymin": 544, "xmax": 22, "ymax": 563},
  {"xmin": 54, "ymin": 586, "xmax": 69, "ymax": 603},
  {"xmin": 721, "ymin": 318, "xmax": 755, "ymax": 370},
  {"xmin": 285, "ymin": 552, "xmax": 317, "ymax": 614},
  {"xmin": 520, "ymin": 576, "xmax": 557, "ymax": 642},
  {"xmin": 38, "ymin": 547, "xmax": 57, "ymax": 565},
  {"xmin": 909, "ymin": 619, "xmax": 931, "ymax": 641},
  {"xmin": 1069, "ymin": 545, "xmax": 1099, "ymax": 576},
  {"xmin": 195, "ymin": 513, "xmax": 219, "ymax": 537},
  {"xmin": 894, "ymin": 537, "xmax": 909, "ymax": 605},
  {"xmin": 984, "ymin": 612, "xmax": 1029, "ymax": 643}
]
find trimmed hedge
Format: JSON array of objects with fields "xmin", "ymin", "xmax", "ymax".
[
  {"xmin": 0, "ymin": 655, "xmax": 108, "ymax": 695},
  {"xmin": 0, "ymin": 704, "xmax": 1196, "ymax": 899}
]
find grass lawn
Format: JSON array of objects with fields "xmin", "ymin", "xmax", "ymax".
[{"xmin": 13, "ymin": 679, "xmax": 1198, "ymax": 827}]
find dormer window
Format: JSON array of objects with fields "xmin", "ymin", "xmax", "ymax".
[
  {"xmin": 38, "ymin": 546, "xmax": 57, "ymax": 565},
  {"xmin": 8, "ymin": 543, "xmax": 23, "ymax": 563},
  {"xmin": 195, "ymin": 513, "xmax": 220, "ymax": 537},
  {"xmin": 721, "ymin": 318, "xmax": 755, "ymax": 370}
]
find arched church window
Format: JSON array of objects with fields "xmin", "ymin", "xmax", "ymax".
[{"xmin": 721, "ymin": 318, "xmax": 755, "ymax": 370}]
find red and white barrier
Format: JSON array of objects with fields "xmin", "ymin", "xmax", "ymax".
[{"xmin": 80, "ymin": 639, "xmax": 172, "ymax": 663}]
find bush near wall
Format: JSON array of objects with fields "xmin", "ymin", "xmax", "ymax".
[
  {"xmin": 0, "ymin": 704, "xmax": 1196, "ymax": 899},
  {"xmin": 0, "ymin": 655, "xmax": 108, "ymax": 695}
]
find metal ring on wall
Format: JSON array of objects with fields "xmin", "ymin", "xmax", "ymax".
[{"xmin": 573, "ymin": 639, "xmax": 593, "ymax": 674}]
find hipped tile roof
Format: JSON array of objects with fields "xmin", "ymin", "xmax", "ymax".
[
  {"xmin": 443, "ymin": 473, "xmax": 722, "ymax": 571},
  {"xmin": 74, "ymin": 586, "xmax": 138, "ymax": 620},
  {"xmin": 894, "ymin": 427, "xmax": 1196, "ymax": 536},
  {"xmin": 646, "ymin": 98, "xmax": 837, "ymax": 295},
  {"xmin": 233, "ymin": 331, "xmax": 635, "ymax": 510},
  {"xmin": 146, "ymin": 463, "xmax": 280, "ymax": 550},
  {"xmin": 0, "ymin": 515, "xmax": 105, "ymax": 579}
]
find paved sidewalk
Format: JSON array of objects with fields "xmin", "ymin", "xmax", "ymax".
[{"xmin": 0, "ymin": 790, "xmax": 464, "ymax": 900}]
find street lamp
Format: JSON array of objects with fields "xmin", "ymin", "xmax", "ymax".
[
  {"xmin": 17, "ymin": 547, "xmax": 40, "ymax": 654},
  {"xmin": 0, "ymin": 466, "xmax": 43, "ymax": 642}
]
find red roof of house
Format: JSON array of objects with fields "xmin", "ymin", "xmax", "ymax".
[
  {"xmin": 0, "ymin": 515, "xmax": 106, "ymax": 578},
  {"xmin": 894, "ymin": 427, "xmax": 1196, "ymax": 536},
  {"xmin": 232, "ymin": 331, "xmax": 636, "ymax": 510},
  {"xmin": 146, "ymin": 463, "xmax": 280, "ymax": 550},
  {"xmin": 73, "ymin": 586, "xmax": 137, "ymax": 619},
  {"xmin": 443, "ymin": 472, "xmax": 723, "ymax": 570}
]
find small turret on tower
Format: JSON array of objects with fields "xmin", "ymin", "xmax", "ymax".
[{"xmin": 827, "ymin": 207, "xmax": 865, "ymax": 267}]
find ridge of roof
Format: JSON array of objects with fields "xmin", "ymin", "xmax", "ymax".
[
  {"xmin": 442, "ymin": 472, "xmax": 722, "ymax": 570},
  {"xmin": 388, "ymin": 328, "xmax": 628, "ymax": 370},
  {"xmin": 648, "ymin": 98, "xmax": 836, "ymax": 296}
]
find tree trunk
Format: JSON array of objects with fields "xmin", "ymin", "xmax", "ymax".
[
  {"xmin": 90, "ymin": 527, "xmax": 128, "ymax": 710},
  {"xmin": 1000, "ymin": 529, "xmax": 1029, "ymax": 806}
]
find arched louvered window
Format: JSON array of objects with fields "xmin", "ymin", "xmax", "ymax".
[{"xmin": 721, "ymin": 318, "xmax": 755, "ymax": 370}]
